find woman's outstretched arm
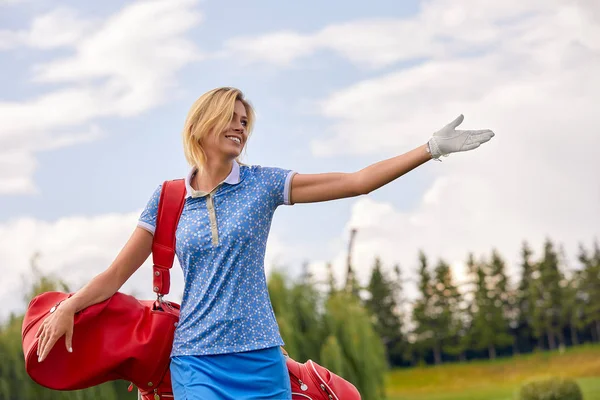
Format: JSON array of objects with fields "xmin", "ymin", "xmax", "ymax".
[
  {"xmin": 291, "ymin": 144, "xmax": 431, "ymax": 204},
  {"xmin": 290, "ymin": 115, "xmax": 494, "ymax": 204}
]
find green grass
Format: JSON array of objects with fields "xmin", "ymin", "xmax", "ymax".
[{"xmin": 385, "ymin": 344, "xmax": 600, "ymax": 400}]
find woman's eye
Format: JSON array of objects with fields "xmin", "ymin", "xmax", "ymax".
[{"xmin": 241, "ymin": 120, "xmax": 248, "ymax": 127}]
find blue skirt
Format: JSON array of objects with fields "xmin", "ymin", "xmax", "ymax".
[{"xmin": 170, "ymin": 346, "xmax": 291, "ymax": 400}]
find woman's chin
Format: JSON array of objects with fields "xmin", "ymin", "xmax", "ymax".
[{"xmin": 221, "ymin": 148, "xmax": 242, "ymax": 159}]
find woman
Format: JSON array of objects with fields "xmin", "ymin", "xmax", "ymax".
[{"xmin": 35, "ymin": 87, "xmax": 494, "ymax": 399}]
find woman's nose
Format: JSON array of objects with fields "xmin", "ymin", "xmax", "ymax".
[{"xmin": 231, "ymin": 121, "xmax": 244, "ymax": 131}]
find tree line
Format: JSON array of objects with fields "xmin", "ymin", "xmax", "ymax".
[
  {"xmin": 363, "ymin": 238, "xmax": 600, "ymax": 368},
  {"xmin": 0, "ymin": 236, "xmax": 598, "ymax": 399}
]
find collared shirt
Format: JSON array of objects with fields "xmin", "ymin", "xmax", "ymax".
[{"xmin": 138, "ymin": 161, "xmax": 296, "ymax": 356}]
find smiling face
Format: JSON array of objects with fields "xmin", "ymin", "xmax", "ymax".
[
  {"xmin": 182, "ymin": 87, "xmax": 255, "ymax": 170},
  {"xmin": 203, "ymin": 99, "xmax": 249, "ymax": 162}
]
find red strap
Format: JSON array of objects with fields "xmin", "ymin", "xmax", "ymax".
[{"xmin": 152, "ymin": 179, "xmax": 186, "ymax": 296}]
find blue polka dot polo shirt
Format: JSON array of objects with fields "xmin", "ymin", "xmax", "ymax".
[{"xmin": 138, "ymin": 160, "xmax": 296, "ymax": 357}]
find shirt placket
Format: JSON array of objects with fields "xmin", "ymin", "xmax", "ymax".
[
  {"xmin": 192, "ymin": 186, "xmax": 221, "ymax": 246},
  {"xmin": 206, "ymin": 189, "xmax": 219, "ymax": 246}
]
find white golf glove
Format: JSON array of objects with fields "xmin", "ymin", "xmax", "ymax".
[{"xmin": 427, "ymin": 115, "xmax": 495, "ymax": 160}]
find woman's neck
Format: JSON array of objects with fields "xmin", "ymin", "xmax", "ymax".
[{"xmin": 193, "ymin": 157, "xmax": 234, "ymax": 193}]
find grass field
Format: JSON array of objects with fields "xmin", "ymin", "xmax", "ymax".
[{"xmin": 385, "ymin": 344, "xmax": 600, "ymax": 400}]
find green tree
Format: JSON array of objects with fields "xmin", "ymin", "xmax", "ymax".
[
  {"xmin": 432, "ymin": 259, "xmax": 464, "ymax": 362},
  {"xmin": 469, "ymin": 251, "xmax": 513, "ymax": 360},
  {"xmin": 531, "ymin": 239, "xmax": 564, "ymax": 350},
  {"xmin": 267, "ymin": 268, "xmax": 387, "ymax": 399},
  {"xmin": 412, "ymin": 251, "xmax": 438, "ymax": 364},
  {"xmin": 579, "ymin": 241, "xmax": 600, "ymax": 342},
  {"xmin": 365, "ymin": 257, "xmax": 405, "ymax": 366},
  {"xmin": 515, "ymin": 241, "xmax": 536, "ymax": 353},
  {"xmin": 319, "ymin": 335, "xmax": 345, "ymax": 378},
  {"xmin": 468, "ymin": 255, "xmax": 496, "ymax": 359},
  {"xmin": 289, "ymin": 272, "xmax": 324, "ymax": 363},
  {"xmin": 326, "ymin": 262, "xmax": 337, "ymax": 296},
  {"xmin": 489, "ymin": 249, "xmax": 515, "ymax": 355},
  {"xmin": 391, "ymin": 263, "xmax": 410, "ymax": 366},
  {"xmin": 323, "ymin": 292, "xmax": 387, "ymax": 400},
  {"xmin": 461, "ymin": 253, "xmax": 479, "ymax": 360},
  {"xmin": 268, "ymin": 271, "xmax": 301, "ymax": 358},
  {"xmin": 561, "ymin": 270, "xmax": 584, "ymax": 346}
]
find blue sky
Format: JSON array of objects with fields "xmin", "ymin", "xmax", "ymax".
[
  {"xmin": 1, "ymin": 0, "xmax": 599, "ymax": 320},
  {"xmin": 0, "ymin": 0, "xmax": 425, "ymax": 227}
]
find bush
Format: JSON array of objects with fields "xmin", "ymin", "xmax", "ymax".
[{"xmin": 518, "ymin": 377, "xmax": 583, "ymax": 400}]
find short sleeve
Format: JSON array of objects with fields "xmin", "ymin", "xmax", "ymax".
[
  {"xmin": 255, "ymin": 166, "xmax": 297, "ymax": 207},
  {"xmin": 138, "ymin": 184, "xmax": 162, "ymax": 234}
]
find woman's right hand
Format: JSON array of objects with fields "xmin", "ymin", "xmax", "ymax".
[
  {"xmin": 32, "ymin": 227, "xmax": 154, "ymax": 363},
  {"xmin": 35, "ymin": 303, "xmax": 75, "ymax": 362}
]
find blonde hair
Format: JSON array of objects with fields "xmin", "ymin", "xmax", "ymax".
[{"xmin": 182, "ymin": 87, "xmax": 255, "ymax": 169}]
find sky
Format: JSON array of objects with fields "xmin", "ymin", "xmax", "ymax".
[{"xmin": 1, "ymin": 0, "xmax": 599, "ymax": 321}]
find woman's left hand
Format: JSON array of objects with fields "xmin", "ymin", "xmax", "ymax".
[{"xmin": 427, "ymin": 114, "xmax": 495, "ymax": 159}]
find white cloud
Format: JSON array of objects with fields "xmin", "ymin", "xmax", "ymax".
[
  {"xmin": 0, "ymin": 0, "xmax": 203, "ymax": 195},
  {"xmin": 0, "ymin": 212, "xmax": 149, "ymax": 322},
  {"xmin": 0, "ymin": 152, "xmax": 37, "ymax": 195},
  {"xmin": 272, "ymin": 1, "xmax": 600, "ymax": 297},
  {"xmin": 222, "ymin": 31, "xmax": 317, "ymax": 67},
  {"xmin": 0, "ymin": 8, "xmax": 96, "ymax": 50},
  {"xmin": 28, "ymin": 8, "xmax": 96, "ymax": 49},
  {"xmin": 0, "ymin": 31, "xmax": 19, "ymax": 50},
  {"xmin": 0, "ymin": 211, "xmax": 290, "ymax": 322},
  {"xmin": 223, "ymin": 1, "xmax": 569, "ymax": 69}
]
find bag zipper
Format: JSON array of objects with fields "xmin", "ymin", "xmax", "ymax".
[{"xmin": 287, "ymin": 369, "xmax": 309, "ymax": 391}]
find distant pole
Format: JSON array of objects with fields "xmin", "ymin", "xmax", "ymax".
[{"xmin": 345, "ymin": 228, "xmax": 358, "ymax": 291}]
